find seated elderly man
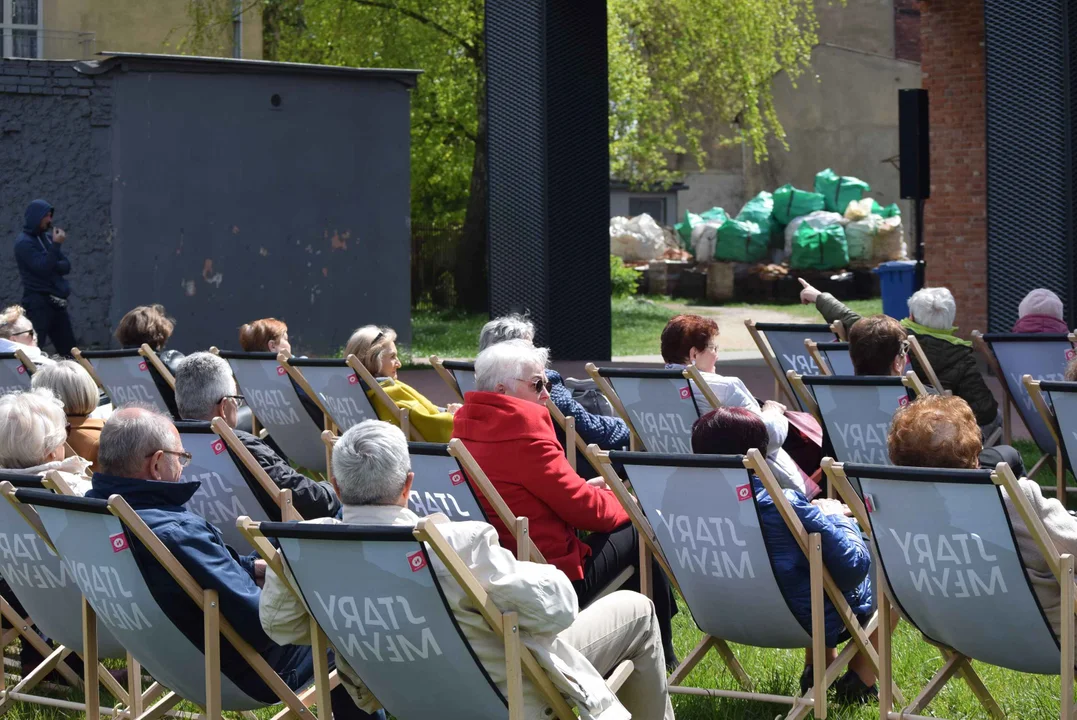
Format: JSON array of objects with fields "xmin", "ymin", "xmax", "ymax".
[
  {"xmin": 800, "ymin": 281, "xmax": 1001, "ymax": 438},
  {"xmin": 261, "ymin": 420, "xmax": 674, "ymax": 720},
  {"xmin": 846, "ymin": 314, "xmax": 1025, "ymax": 476},
  {"xmin": 86, "ymin": 407, "xmax": 379, "ymax": 718},
  {"xmin": 478, "ymin": 314, "xmax": 630, "ymax": 451},
  {"xmin": 453, "ymin": 339, "xmax": 678, "ymax": 668},
  {"xmin": 174, "ymin": 352, "xmax": 340, "ymax": 519},
  {"xmin": 0, "ymin": 305, "xmax": 54, "ymax": 366}
]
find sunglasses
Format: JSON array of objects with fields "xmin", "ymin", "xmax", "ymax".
[
  {"xmin": 517, "ymin": 376, "xmax": 551, "ymax": 395},
  {"xmin": 10, "ymin": 329, "xmax": 35, "ymax": 339}
]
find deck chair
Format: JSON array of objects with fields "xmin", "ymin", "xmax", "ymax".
[
  {"xmin": 746, "ymin": 320, "xmax": 840, "ymax": 409},
  {"xmin": 279, "ymin": 357, "xmax": 381, "ymax": 435},
  {"xmin": 0, "ymin": 473, "xmax": 157, "ymax": 717},
  {"xmin": 0, "ymin": 349, "xmax": 35, "ymax": 395},
  {"xmin": 17, "ymin": 488, "xmax": 324, "ymax": 720},
  {"xmin": 1024, "ymin": 377, "xmax": 1076, "ymax": 506},
  {"xmin": 176, "ymin": 420, "xmax": 292, "ymax": 549},
  {"xmin": 904, "ymin": 336, "xmax": 947, "ymax": 396},
  {"xmin": 974, "ymin": 332, "xmax": 1074, "ymax": 470},
  {"xmin": 73, "ymin": 346, "xmax": 176, "ymax": 417},
  {"xmin": 430, "ymin": 357, "xmax": 476, "ymax": 404},
  {"xmin": 585, "ymin": 364, "xmax": 713, "ymax": 453},
  {"xmin": 590, "ymin": 448, "xmax": 897, "ymax": 720},
  {"xmin": 215, "ymin": 350, "xmax": 328, "ymax": 474},
  {"xmin": 805, "ymin": 341, "xmax": 854, "ymax": 377},
  {"xmin": 825, "ymin": 460, "xmax": 1074, "ymax": 720},
  {"xmin": 239, "ymin": 517, "xmax": 634, "ymax": 720}
]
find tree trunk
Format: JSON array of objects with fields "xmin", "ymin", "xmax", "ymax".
[{"xmin": 454, "ymin": 65, "xmax": 489, "ymax": 313}]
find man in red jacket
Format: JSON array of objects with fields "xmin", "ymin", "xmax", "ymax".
[{"xmin": 453, "ymin": 339, "xmax": 678, "ymax": 668}]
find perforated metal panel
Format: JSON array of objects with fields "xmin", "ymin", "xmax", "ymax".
[
  {"xmin": 983, "ymin": 1, "xmax": 1074, "ymax": 331},
  {"xmin": 486, "ymin": 0, "xmax": 611, "ymax": 360}
]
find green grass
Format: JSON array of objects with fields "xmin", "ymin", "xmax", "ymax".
[{"xmin": 683, "ymin": 297, "xmax": 884, "ymax": 321}]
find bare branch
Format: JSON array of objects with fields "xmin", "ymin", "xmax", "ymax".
[{"xmin": 348, "ymin": 0, "xmax": 479, "ymax": 60}]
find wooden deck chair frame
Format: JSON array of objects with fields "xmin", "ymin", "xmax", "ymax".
[
  {"xmin": 971, "ymin": 330, "xmax": 1053, "ymax": 450},
  {"xmin": 805, "ymin": 340, "xmax": 832, "ymax": 377},
  {"xmin": 430, "ymin": 355, "xmax": 465, "ymax": 404},
  {"xmin": 590, "ymin": 448, "xmax": 900, "ymax": 719},
  {"xmin": 545, "ymin": 399, "xmax": 581, "ymax": 471},
  {"xmin": 1024, "ymin": 376, "xmax": 1071, "ymax": 505},
  {"xmin": 73, "ymin": 344, "xmax": 176, "ymax": 401},
  {"xmin": 211, "ymin": 418, "xmax": 309, "ymax": 523},
  {"xmin": 12, "ymin": 348, "xmax": 37, "ymax": 376},
  {"xmin": 746, "ymin": 320, "xmax": 843, "ymax": 407},
  {"xmin": 237, "ymin": 516, "xmax": 634, "ymax": 720},
  {"xmin": 344, "ymin": 354, "xmax": 422, "ymax": 442},
  {"xmin": 904, "ymin": 335, "xmax": 946, "ymax": 397},
  {"xmin": 787, "ymin": 370, "xmax": 927, "ymax": 427}
]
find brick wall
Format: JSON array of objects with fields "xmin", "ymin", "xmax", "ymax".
[
  {"xmin": 0, "ymin": 60, "xmax": 114, "ymax": 350},
  {"xmin": 920, "ymin": 0, "xmax": 987, "ymax": 335},
  {"xmin": 895, "ymin": 0, "xmax": 922, "ymax": 62}
]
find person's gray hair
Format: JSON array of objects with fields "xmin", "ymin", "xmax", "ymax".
[
  {"xmin": 474, "ymin": 339, "xmax": 550, "ymax": 392},
  {"xmin": 907, "ymin": 287, "xmax": 957, "ymax": 330},
  {"xmin": 31, "ymin": 360, "xmax": 99, "ymax": 416},
  {"xmin": 478, "ymin": 314, "xmax": 535, "ymax": 353},
  {"xmin": 98, "ymin": 406, "xmax": 178, "ymax": 477},
  {"xmin": 175, "ymin": 352, "xmax": 237, "ymax": 421},
  {"xmin": 332, "ymin": 420, "xmax": 411, "ymax": 505},
  {"xmin": 0, "ymin": 305, "xmax": 31, "ymax": 340},
  {"xmin": 0, "ymin": 390, "xmax": 67, "ymax": 469}
]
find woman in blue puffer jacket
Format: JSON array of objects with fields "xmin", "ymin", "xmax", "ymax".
[{"xmin": 692, "ymin": 406, "xmax": 878, "ymax": 703}]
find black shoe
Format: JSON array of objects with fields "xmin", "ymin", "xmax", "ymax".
[
  {"xmin": 834, "ymin": 669, "xmax": 879, "ymax": 704},
  {"xmin": 799, "ymin": 665, "xmax": 814, "ymax": 696}
]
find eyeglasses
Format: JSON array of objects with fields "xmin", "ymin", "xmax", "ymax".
[
  {"xmin": 900, "ymin": 339, "xmax": 911, "ymax": 357},
  {"xmin": 148, "ymin": 449, "xmax": 192, "ymax": 468},
  {"xmin": 221, "ymin": 395, "xmax": 246, "ymax": 408},
  {"xmin": 516, "ymin": 377, "xmax": 551, "ymax": 395}
]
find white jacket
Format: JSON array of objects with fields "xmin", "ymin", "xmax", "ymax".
[{"xmin": 259, "ymin": 504, "xmax": 630, "ymax": 720}]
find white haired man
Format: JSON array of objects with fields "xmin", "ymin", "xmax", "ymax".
[
  {"xmin": 260, "ymin": 419, "xmax": 674, "ymax": 720},
  {"xmin": 174, "ymin": 352, "xmax": 341, "ymax": 519},
  {"xmin": 799, "ymin": 280, "xmax": 1001, "ymax": 437}
]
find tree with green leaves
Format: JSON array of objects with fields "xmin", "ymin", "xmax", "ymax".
[{"xmin": 185, "ymin": 0, "xmax": 822, "ymax": 310}]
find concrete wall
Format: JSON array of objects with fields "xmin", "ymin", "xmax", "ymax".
[{"xmin": 610, "ymin": 189, "xmax": 679, "ymax": 224}]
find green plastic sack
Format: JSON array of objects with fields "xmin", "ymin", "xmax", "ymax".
[
  {"xmin": 737, "ymin": 191, "xmax": 783, "ymax": 251},
  {"xmin": 871, "ymin": 200, "xmax": 901, "ymax": 218},
  {"xmin": 790, "ymin": 222, "xmax": 849, "ymax": 270},
  {"xmin": 814, "ymin": 169, "xmax": 871, "ymax": 214},
  {"xmin": 715, "ymin": 218, "xmax": 768, "ymax": 262},
  {"xmin": 773, "ymin": 184, "xmax": 826, "ymax": 225},
  {"xmin": 674, "ymin": 211, "xmax": 701, "ymax": 250}
]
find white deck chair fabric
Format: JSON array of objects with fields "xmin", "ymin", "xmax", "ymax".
[
  {"xmin": 843, "ymin": 463, "xmax": 1061, "ymax": 674},
  {"xmin": 596, "ymin": 368, "xmax": 700, "ymax": 453},
  {"xmin": 79, "ymin": 349, "xmax": 172, "ymax": 415},
  {"xmin": 803, "ymin": 375, "xmax": 910, "ymax": 467},
  {"xmin": 176, "ymin": 421, "xmax": 275, "ymax": 549},
  {"xmin": 983, "ymin": 333, "xmax": 1073, "ymax": 455},
  {"xmin": 219, "ymin": 351, "xmax": 327, "ymax": 472},
  {"xmin": 288, "ymin": 358, "xmax": 380, "ymax": 431},
  {"xmin": 814, "ymin": 342, "xmax": 855, "ymax": 376},
  {"xmin": 407, "ymin": 442, "xmax": 487, "ymax": 521},
  {"xmin": 1041, "ymin": 381, "xmax": 1077, "ymax": 475},
  {"xmin": 21, "ymin": 490, "xmax": 269, "ymax": 710},
  {"xmin": 442, "ymin": 360, "xmax": 477, "ymax": 397},
  {"xmin": 757, "ymin": 323, "xmax": 836, "ymax": 379},
  {"xmin": 260, "ymin": 522, "xmax": 509, "ymax": 719},
  {"xmin": 613, "ymin": 452, "xmax": 812, "ymax": 647},
  {"xmin": 0, "ymin": 353, "xmax": 32, "ymax": 395}
]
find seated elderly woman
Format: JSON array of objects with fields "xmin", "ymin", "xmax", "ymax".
[
  {"xmin": 0, "ymin": 390, "xmax": 91, "ymax": 492},
  {"xmin": 1012, "ymin": 288, "xmax": 1069, "ymax": 334},
  {"xmin": 662, "ymin": 313, "xmax": 808, "ymax": 493},
  {"xmin": 478, "ymin": 314, "xmax": 629, "ymax": 450},
  {"xmin": 453, "ymin": 339, "xmax": 678, "ymax": 667},
  {"xmin": 238, "ymin": 317, "xmax": 292, "ymax": 354},
  {"xmin": 0, "ymin": 305, "xmax": 54, "ymax": 366},
  {"xmin": 890, "ymin": 394, "xmax": 1077, "ymax": 649},
  {"xmin": 800, "ymin": 281, "xmax": 1001, "ymax": 438},
  {"xmin": 30, "ymin": 360, "xmax": 104, "ymax": 472},
  {"xmin": 345, "ymin": 325, "xmax": 459, "ymax": 442},
  {"xmin": 692, "ymin": 406, "xmax": 877, "ymax": 702}
]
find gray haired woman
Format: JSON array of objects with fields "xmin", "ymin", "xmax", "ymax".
[{"xmin": 0, "ymin": 389, "xmax": 91, "ymax": 493}]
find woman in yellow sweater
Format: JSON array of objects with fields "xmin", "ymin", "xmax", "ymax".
[{"xmin": 344, "ymin": 325, "xmax": 460, "ymax": 442}]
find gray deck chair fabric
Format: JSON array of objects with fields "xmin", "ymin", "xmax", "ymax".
[
  {"xmin": 803, "ymin": 376, "xmax": 910, "ymax": 468},
  {"xmin": 843, "ymin": 463, "xmax": 1061, "ymax": 674},
  {"xmin": 288, "ymin": 358, "xmax": 379, "ymax": 432},
  {"xmin": 597, "ymin": 368, "xmax": 700, "ymax": 454},
  {"xmin": 176, "ymin": 421, "xmax": 275, "ymax": 549},
  {"xmin": 611, "ymin": 452, "xmax": 812, "ymax": 648},
  {"xmin": 0, "ymin": 473, "xmax": 124, "ymax": 657},
  {"xmin": 1039, "ymin": 381, "xmax": 1077, "ymax": 475},
  {"xmin": 218, "ymin": 351, "xmax": 327, "ymax": 472},
  {"xmin": 0, "ymin": 353, "xmax": 32, "ymax": 395},
  {"xmin": 757, "ymin": 323, "xmax": 836, "ymax": 379},
  {"xmin": 260, "ymin": 522, "xmax": 509, "ymax": 719},
  {"xmin": 814, "ymin": 342, "xmax": 855, "ymax": 376},
  {"xmin": 408, "ymin": 443, "xmax": 487, "ymax": 521},
  {"xmin": 443, "ymin": 361, "xmax": 476, "ymax": 397},
  {"xmin": 983, "ymin": 333, "xmax": 1073, "ymax": 455},
  {"xmin": 79, "ymin": 349, "xmax": 172, "ymax": 415},
  {"xmin": 21, "ymin": 490, "xmax": 270, "ymax": 710}
]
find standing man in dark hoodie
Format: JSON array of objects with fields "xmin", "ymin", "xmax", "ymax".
[{"xmin": 13, "ymin": 199, "xmax": 75, "ymax": 356}]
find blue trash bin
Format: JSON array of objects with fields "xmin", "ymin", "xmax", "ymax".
[{"xmin": 874, "ymin": 260, "xmax": 917, "ymax": 320}]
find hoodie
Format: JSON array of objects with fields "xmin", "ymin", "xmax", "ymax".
[
  {"xmin": 14, "ymin": 199, "xmax": 69, "ymax": 299},
  {"xmin": 452, "ymin": 392, "xmax": 630, "ymax": 580}
]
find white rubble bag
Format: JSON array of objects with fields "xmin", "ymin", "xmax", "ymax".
[{"xmin": 610, "ymin": 213, "xmax": 667, "ymax": 262}]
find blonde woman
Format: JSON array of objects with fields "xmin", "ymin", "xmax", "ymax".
[
  {"xmin": 31, "ymin": 360, "xmax": 104, "ymax": 471},
  {"xmin": 345, "ymin": 326, "xmax": 460, "ymax": 442}
]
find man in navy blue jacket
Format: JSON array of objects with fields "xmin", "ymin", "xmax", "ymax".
[
  {"xmin": 13, "ymin": 199, "xmax": 75, "ymax": 356},
  {"xmin": 87, "ymin": 406, "xmax": 380, "ymax": 718}
]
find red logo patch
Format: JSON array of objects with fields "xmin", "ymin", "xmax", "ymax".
[
  {"xmin": 1067, "ymin": 349, "xmax": 1076, "ymax": 362},
  {"xmin": 864, "ymin": 494, "xmax": 876, "ymax": 513},
  {"xmin": 15, "ymin": 365, "xmax": 25, "ymax": 375},
  {"xmin": 449, "ymin": 470, "xmax": 465, "ymax": 486},
  {"xmin": 407, "ymin": 550, "xmax": 427, "ymax": 572},
  {"xmin": 736, "ymin": 484, "xmax": 752, "ymax": 502},
  {"xmin": 110, "ymin": 532, "xmax": 129, "ymax": 553},
  {"xmin": 679, "ymin": 386, "xmax": 691, "ymax": 400},
  {"xmin": 137, "ymin": 361, "xmax": 148, "ymax": 372},
  {"xmin": 277, "ymin": 366, "xmax": 287, "ymax": 376},
  {"xmin": 211, "ymin": 439, "xmax": 226, "ymax": 455},
  {"xmin": 348, "ymin": 374, "xmax": 359, "ymax": 385},
  {"xmin": 899, "ymin": 396, "xmax": 909, "ymax": 408}
]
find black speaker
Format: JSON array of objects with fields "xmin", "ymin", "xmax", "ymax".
[
  {"xmin": 899, "ymin": 89, "xmax": 930, "ymax": 200},
  {"xmin": 485, "ymin": 0, "xmax": 611, "ymax": 361}
]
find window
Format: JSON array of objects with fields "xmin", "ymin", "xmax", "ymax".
[
  {"xmin": 2, "ymin": 0, "xmax": 42, "ymax": 59},
  {"xmin": 629, "ymin": 196, "xmax": 667, "ymax": 224}
]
